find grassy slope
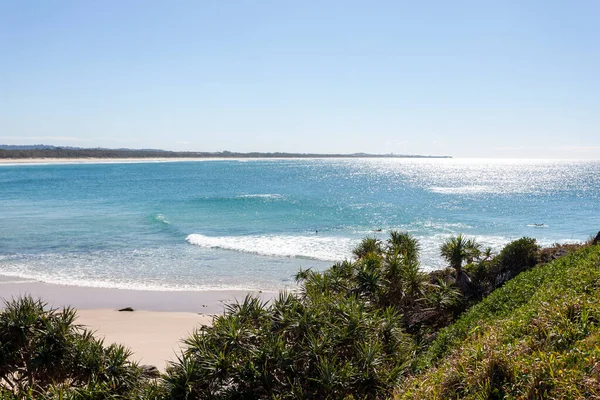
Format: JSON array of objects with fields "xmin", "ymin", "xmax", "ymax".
[{"xmin": 397, "ymin": 245, "xmax": 600, "ymax": 399}]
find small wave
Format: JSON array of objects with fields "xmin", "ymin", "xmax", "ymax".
[
  {"xmin": 236, "ymin": 194, "xmax": 285, "ymax": 199},
  {"xmin": 415, "ymin": 220, "xmax": 473, "ymax": 231},
  {"xmin": 0, "ymin": 251, "xmax": 286, "ymax": 292},
  {"xmin": 527, "ymin": 224, "xmax": 548, "ymax": 228},
  {"xmin": 429, "ymin": 185, "xmax": 496, "ymax": 195},
  {"xmin": 153, "ymin": 213, "xmax": 170, "ymax": 225},
  {"xmin": 186, "ymin": 233, "xmax": 354, "ymax": 261},
  {"xmin": 0, "ymin": 278, "xmax": 37, "ymax": 284},
  {"xmin": 0, "ymin": 270, "xmax": 264, "ymax": 292}
]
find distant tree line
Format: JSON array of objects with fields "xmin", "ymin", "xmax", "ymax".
[{"xmin": 0, "ymin": 147, "xmax": 451, "ymax": 159}]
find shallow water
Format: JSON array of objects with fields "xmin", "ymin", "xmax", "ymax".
[{"xmin": 1, "ymin": 158, "xmax": 598, "ymax": 291}]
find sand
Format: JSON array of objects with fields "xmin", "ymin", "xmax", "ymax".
[
  {"xmin": 76, "ymin": 309, "xmax": 213, "ymax": 370},
  {"xmin": 0, "ymin": 157, "xmax": 219, "ymax": 165},
  {"xmin": 0, "ymin": 157, "xmax": 312, "ymax": 165},
  {"xmin": 0, "ymin": 275, "xmax": 277, "ymax": 370}
]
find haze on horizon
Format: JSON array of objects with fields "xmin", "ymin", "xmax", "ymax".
[{"xmin": 1, "ymin": 1, "xmax": 599, "ymax": 159}]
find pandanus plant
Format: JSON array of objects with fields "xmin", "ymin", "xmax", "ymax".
[{"xmin": 440, "ymin": 234, "xmax": 481, "ymax": 294}]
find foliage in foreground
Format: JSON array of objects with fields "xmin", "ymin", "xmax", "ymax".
[
  {"xmin": 0, "ymin": 232, "xmax": 595, "ymax": 399},
  {"xmin": 162, "ymin": 232, "xmax": 581, "ymax": 399},
  {"xmin": 0, "ymin": 296, "xmax": 154, "ymax": 399},
  {"xmin": 163, "ymin": 231, "xmax": 428, "ymax": 399},
  {"xmin": 397, "ymin": 245, "xmax": 600, "ymax": 399}
]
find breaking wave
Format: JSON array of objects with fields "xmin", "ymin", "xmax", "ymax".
[{"xmin": 186, "ymin": 233, "xmax": 354, "ymax": 261}]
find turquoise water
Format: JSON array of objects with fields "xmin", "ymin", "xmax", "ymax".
[{"xmin": 1, "ymin": 158, "xmax": 598, "ymax": 291}]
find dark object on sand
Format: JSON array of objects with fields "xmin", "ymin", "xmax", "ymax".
[
  {"xmin": 593, "ymin": 231, "xmax": 600, "ymax": 246},
  {"xmin": 140, "ymin": 365, "xmax": 160, "ymax": 378},
  {"xmin": 118, "ymin": 307, "xmax": 134, "ymax": 312}
]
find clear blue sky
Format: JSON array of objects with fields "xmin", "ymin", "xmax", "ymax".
[{"xmin": 1, "ymin": 1, "xmax": 599, "ymax": 158}]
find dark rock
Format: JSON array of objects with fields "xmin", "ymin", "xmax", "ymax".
[
  {"xmin": 593, "ymin": 231, "xmax": 600, "ymax": 246},
  {"xmin": 118, "ymin": 307, "xmax": 134, "ymax": 312},
  {"xmin": 494, "ymin": 267, "xmax": 527, "ymax": 289},
  {"xmin": 552, "ymin": 248, "xmax": 568, "ymax": 259},
  {"xmin": 455, "ymin": 270, "xmax": 474, "ymax": 296},
  {"xmin": 428, "ymin": 268, "xmax": 454, "ymax": 284},
  {"xmin": 140, "ymin": 364, "xmax": 160, "ymax": 379}
]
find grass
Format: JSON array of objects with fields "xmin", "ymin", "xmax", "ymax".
[{"xmin": 397, "ymin": 245, "xmax": 600, "ymax": 399}]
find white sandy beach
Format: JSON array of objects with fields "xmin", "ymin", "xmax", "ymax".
[
  {"xmin": 0, "ymin": 275, "xmax": 276, "ymax": 370},
  {"xmin": 76, "ymin": 309, "xmax": 212, "ymax": 370},
  {"xmin": 0, "ymin": 157, "xmax": 324, "ymax": 165},
  {"xmin": 0, "ymin": 157, "xmax": 220, "ymax": 165}
]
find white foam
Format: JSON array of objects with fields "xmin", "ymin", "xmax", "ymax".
[
  {"xmin": 154, "ymin": 213, "xmax": 170, "ymax": 224},
  {"xmin": 429, "ymin": 185, "xmax": 497, "ymax": 195},
  {"xmin": 1, "ymin": 234, "xmax": 587, "ymax": 292},
  {"xmin": 186, "ymin": 233, "xmax": 354, "ymax": 261},
  {"xmin": 236, "ymin": 194, "xmax": 285, "ymax": 199},
  {"xmin": 0, "ymin": 269, "xmax": 262, "ymax": 292}
]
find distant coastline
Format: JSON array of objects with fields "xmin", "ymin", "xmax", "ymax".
[{"xmin": 0, "ymin": 145, "xmax": 452, "ymax": 160}]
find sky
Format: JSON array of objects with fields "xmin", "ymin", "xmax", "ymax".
[{"xmin": 1, "ymin": 1, "xmax": 599, "ymax": 158}]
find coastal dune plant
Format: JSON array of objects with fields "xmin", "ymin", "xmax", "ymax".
[
  {"xmin": 352, "ymin": 236, "xmax": 383, "ymax": 259},
  {"xmin": 164, "ymin": 291, "xmax": 416, "ymax": 399},
  {"xmin": 0, "ymin": 296, "xmax": 151, "ymax": 399},
  {"xmin": 490, "ymin": 236, "xmax": 539, "ymax": 287},
  {"xmin": 163, "ymin": 232, "xmax": 432, "ymax": 399},
  {"xmin": 464, "ymin": 237, "xmax": 541, "ymax": 298},
  {"xmin": 439, "ymin": 234, "xmax": 481, "ymax": 295},
  {"xmin": 164, "ymin": 231, "xmax": 562, "ymax": 398}
]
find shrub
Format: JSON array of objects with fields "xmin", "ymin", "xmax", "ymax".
[
  {"xmin": 164, "ymin": 291, "xmax": 416, "ymax": 399},
  {"xmin": 0, "ymin": 296, "xmax": 151, "ymax": 398},
  {"xmin": 163, "ymin": 233, "xmax": 431, "ymax": 399},
  {"xmin": 490, "ymin": 237, "xmax": 539, "ymax": 288}
]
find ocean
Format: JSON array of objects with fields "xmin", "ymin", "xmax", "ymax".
[{"xmin": 1, "ymin": 158, "xmax": 598, "ymax": 292}]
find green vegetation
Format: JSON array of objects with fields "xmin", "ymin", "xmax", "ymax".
[
  {"xmin": 1, "ymin": 232, "xmax": 597, "ymax": 399},
  {"xmin": 439, "ymin": 234, "xmax": 482, "ymax": 294},
  {"xmin": 397, "ymin": 245, "xmax": 600, "ymax": 399},
  {"xmin": 158, "ymin": 233, "xmax": 598, "ymax": 399},
  {"xmin": 0, "ymin": 297, "xmax": 160, "ymax": 399},
  {"xmin": 162, "ymin": 231, "xmax": 426, "ymax": 399}
]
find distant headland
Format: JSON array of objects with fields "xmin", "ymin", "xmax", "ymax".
[{"xmin": 0, "ymin": 145, "xmax": 452, "ymax": 160}]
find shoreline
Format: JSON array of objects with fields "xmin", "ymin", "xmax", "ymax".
[
  {"xmin": 0, "ymin": 274, "xmax": 277, "ymax": 314},
  {"xmin": 0, "ymin": 156, "xmax": 461, "ymax": 165},
  {"xmin": 0, "ymin": 157, "xmax": 237, "ymax": 165},
  {"xmin": 0, "ymin": 276, "xmax": 278, "ymax": 370}
]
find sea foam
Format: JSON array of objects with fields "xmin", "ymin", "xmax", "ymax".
[
  {"xmin": 429, "ymin": 185, "xmax": 497, "ymax": 195},
  {"xmin": 186, "ymin": 233, "xmax": 354, "ymax": 261},
  {"xmin": 236, "ymin": 194, "xmax": 285, "ymax": 199}
]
